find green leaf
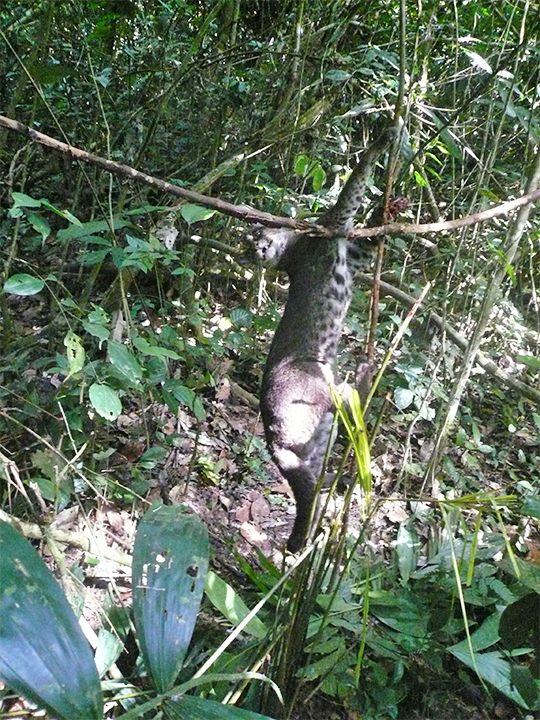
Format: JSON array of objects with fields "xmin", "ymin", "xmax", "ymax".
[
  {"xmin": 3, "ymin": 273, "xmax": 45, "ymax": 296},
  {"xmin": 396, "ymin": 523, "xmax": 419, "ymax": 585},
  {"xmin": 0, "ymin": 521, "xmax": 103, "ymax": 720},
  {"xmin": 83, "ymin": 320, "xmax": 110, "ymax": 342},
  {"xmin": 180, "ymin": 204, "xmax": 216, "ymax": 225},
  {"xmin": 499, "ymin": 594, "xmax": 540, "ymax": 650},
  {"xmin": 229, "ymin": 308, "xmax": 253, "ymax": 327},
  {"xmin": 162, "ymin": 695, "xmax": 277, "ymax": 720},
  {"xmin": 294, "ymin": 154, "xmax": 310, "ymax": 177},
  {"xmin": 516, "ymin": 355, "xmax": 540, "ymax": 370},
  {"xmin": 302, "ymin": 647, "xmax": 345, "ymax": 681},
  {"xmin": 132, "ymin": 504, "xmax": 209, "ymax": 693},
  {"xmin": 139, "ymin": 446, "xmax": 168, "ymax": 469},
  {"xmin": 310, "ymin": 164, "xmax": 326, "ymax": 192},
  {"xmin": 394, "ymin": 387, "xmax": 414, "ymax": 410},
  {"xmin": 89, "ymin": 383, "xmax": 122, "ymax": 420},
  {"xmin": 449, "ymin": 645, "xmax": 538, "ymax": 710},
  {"xmin": 324, "ymin": 69, "xmax": 352, "ymax": 82},
  {"xmin": 521, "ymin": 497, "xmax": 540, "ymax": 521},
  {"xmin": 498, "ymin": 555, "xmax": 540, "ymax": 594},
  {"xmin": 57, "ymin": 217, "xmax": 130, "ymax": 242},
  {"xmin": 509, "ymin": 664, "xmax": 540, "ymax": 710},
  {"xmin": 11, "ymin": 191, "xmax": 43, "ymax": 209},
  {"xmin": 133, "ymin": 336, "xmax": 181, "ymax": 359},
  {"xmin": 64, "ymin": 331, "xmax": 85, "ymax": 378},
  {"xmin": 205, "ymin": 570, "xmax": 267, "ymax": 639},
  {"xmin": 413, "ymin": 169, "xmax": 427, "ymax": 187},
  {"xmin": 95, "ymin": 628, "xmax": 123, "ymax": 678},
  {"xmin": 369, "ymin": 590, "xmax": 428, "ymax": 639},
  {"xmin": 108, "ymin": 340, "xmax": 143, "ymax": 382},
  {"xmin": 163, "ymin": 380, "xmax": 206, "ymax": 421},
  {"xmin": 26, "ymin": 211, "xmax": 52, "ymax": 241}
]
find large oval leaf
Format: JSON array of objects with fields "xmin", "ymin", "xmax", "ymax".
[
  {"xmin": 108, "ymin": 340, "xmax": 143, "ymax": 382},
  {"xmin": 3, "ymin": 273, "xmax": 45, "ymax": 296},
  {"xmin": 132, "ymin": 504, "xmax": 209, "ymax": 693},
  {"xmin": 180, "ymin": 204, "xmax": 215, "ymax": 225},
  {"xmin": 0, "ymin": 521, "xmax": 103, "ymax": 720},
  {"xmin": 89, "ymin": 382, "xmax": 122, "ymax": 420}
]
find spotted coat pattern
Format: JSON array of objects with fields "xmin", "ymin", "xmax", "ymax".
[{"xmin": 255, "ymin": 129, "xmax": 396, "ymax": 551}]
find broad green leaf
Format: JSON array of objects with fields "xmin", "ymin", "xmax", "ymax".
[
  {"xmin": 163, "ymin": 380, "xmax": 206, "ymax": 421},
  {"xmin": 31, "ymin": 449, "xmax": 73, "ymax": 507},
  {"xmin": 294, "ymin": 154, "xmax": 310, "ymax": 177},
  {"xmin": 3, "ymin": 273, "xmax": 45, "ymax": 296},
  {"xmin": 516, "ymin": 355, "xmax": 540, "ymax": 370},
  {"xmin": 498, "ymin": 555, "xmax": 540, "ymax": 594},
  {"xmin": 133, "ymin": 336, "xmax": 181, "ymax": 359},
  {"xmin": 11, "ymin": 191, "xmax": 43, "ymax": 208},
  {"xmin": 139, "ymin": 446, "xmax": 168, "ymax": 469},
  {"xmin": 449, "ymin": 645, "xmax": 538, "ymax": 709},
  {"xmin": 0, "ymin": 521, "xmax": 102, "ymax": 720},
  {"xmin": 369, "ymin": 590, "xmax": 428, "ymax": 639},
  {"xmin": 499, "ymin": 594, "xmax": 540, "ymax": 650},
  {"xmin": 324, "ymin": 69, "xmax": 352, "ymax": 82},
  {"xmin": 83, "ymin": 321, "xmax": 110, "ymax": 342},
  {"xmin": 64, "ymin": 331, "xmax": 85, "ymax": 378},
  {"xmin": 509, "ymin": 664, "xmax": 540, "ymax": 710},
  {"xmin": 396, "ymin": 522, "xmax": 419, "ymax": 585},
  {"xmin": 132, "ymin": 504, "xmax": 209, "ymax": 693},
  {"xmin": 95, "ymin": 628, "xmax": 123, "ymax": 678},
  {"xmin": 229, "ymin": 308, "xmax": 253, "ymax": 327},
  {"xmin": 80, "ymin": 248, "xmax": 111, "ymax": 265},
  {"xmin": 180, "ymin": 204, "xmax": 216, "ymax": 225},
  {"xmin": 89, "ymin": 383, "xmax": 122, "ymax": 420},
  {"xmin": 205, "ymin": 570, "xmax": 267, "ymax": 639},
  {"xmin": 26, "ymin": 211, "xmax": 51, "ymax": 241},
  {"xmin": 108, "ymin": 340, "xmax": 143, "ymax": 382},
  {"xmin": 57, "ymin": 217, "xmax": 130, "ymax": 242},
  {"xmin": 309, "ymin": 164, "xmax": 326, "ymax": 192},
  {"xmin": 394, "ymin": 387, "xmax": 414, "ymax": 410},
  {"xmin": 521, "ymin": 497, "xmax": 540, "ymax": 520},
  {"xmin": 302, "ymin": 647, "xmax": 345, "ymax": 681},
  {"xmin": 162, "ymin": 695, "xmax": 277, "ymax": 720}
]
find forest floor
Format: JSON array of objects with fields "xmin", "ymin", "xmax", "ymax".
[
  {"xmin": 1, "ymin": 295, "xmax": 526, "ymax": 720},
  {"xmin": 24, "ymin": 383, "xmax": 519, "ymax": 720}
]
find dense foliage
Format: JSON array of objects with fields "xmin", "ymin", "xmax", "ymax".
[{"xmin": 1, "ymin": 1, "xmax": 540, "ymax": 718}]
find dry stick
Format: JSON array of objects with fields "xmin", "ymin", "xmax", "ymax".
[
  {"xmin": 0, "ymin": 508, "xmax": 132, "ymax": 566},
  {"xmin": 0, "ymin": 115, "xmax": 298, "ymax": 230},
  {"xmin": 1, "ymin": 114, "xmax": 540, "ymax": 237}
]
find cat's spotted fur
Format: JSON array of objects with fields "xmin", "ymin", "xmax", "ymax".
[{"xmin": 255, "ymin": 129, "xmax": 396, "ymax": 552}]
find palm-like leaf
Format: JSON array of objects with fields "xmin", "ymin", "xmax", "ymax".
[
  {"xmin": 0, "ymin": 521, "xmax": 103, "ymax": 720},
  {"xmin": 132, "ymin": 504, "xmax": 209, "ymax": 693}
]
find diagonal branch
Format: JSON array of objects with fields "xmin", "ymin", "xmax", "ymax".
[{"xmin": 1, "ymin": 114, "xmax": 539, "ymax": 237}]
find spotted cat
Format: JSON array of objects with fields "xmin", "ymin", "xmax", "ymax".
[{"xmin": 254, "ymin": 128, "xmax": 396, "ymax": 552}]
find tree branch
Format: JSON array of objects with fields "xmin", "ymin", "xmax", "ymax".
[
  {"xmin": 0, "ymin": 115, "xmax": 302, "ymax": 230},
  {"xmin": 0, "ymin": 508, "xmax": 133, "ymax": 566},
  {"xmin": 2, "ymin": 114, "xmax": 540, "ymax": 238}
]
